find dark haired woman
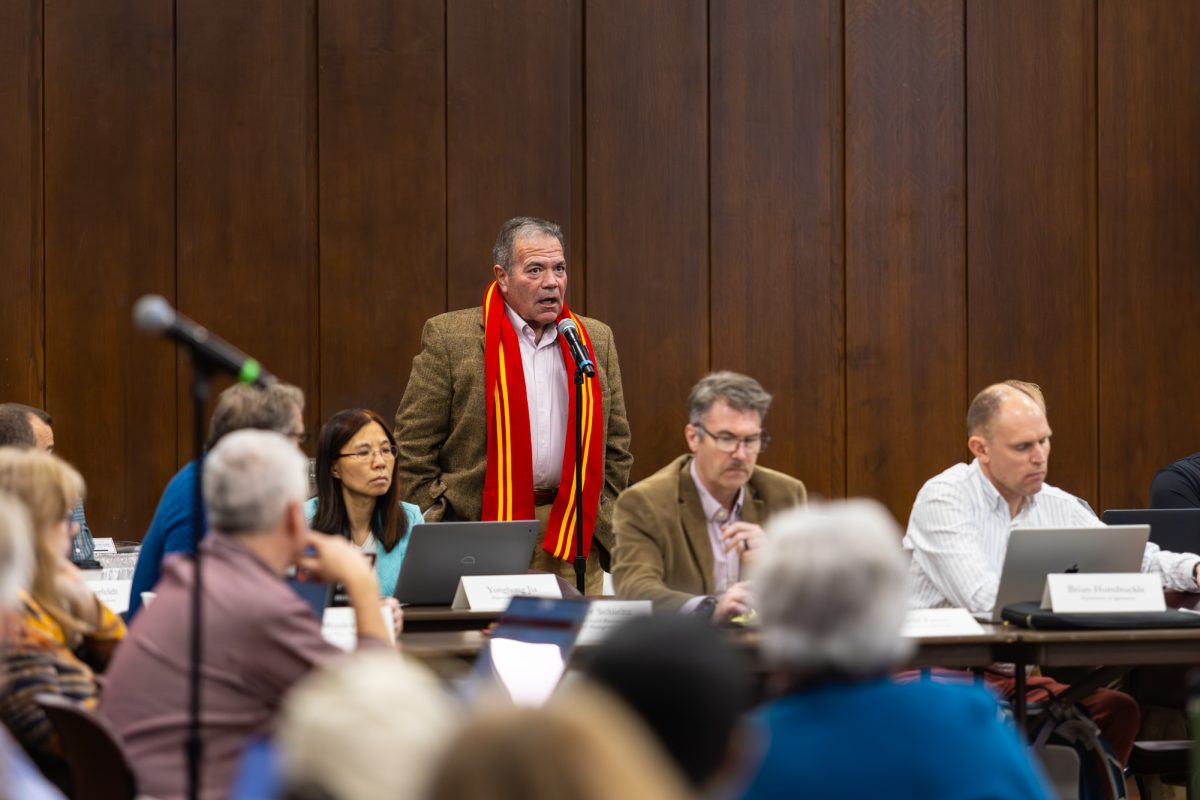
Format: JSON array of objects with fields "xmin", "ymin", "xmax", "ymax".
[{"xmin": 305, "ymin": 409, "xmax": 422, "ymax": 596}]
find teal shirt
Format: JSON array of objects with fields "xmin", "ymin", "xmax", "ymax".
[{"xmin": 303, "ymin": 497, "xmax": 422, "ymax": 597}]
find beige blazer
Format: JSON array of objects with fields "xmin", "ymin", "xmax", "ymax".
[
  {"xmin": 612, "ymin": 454, "xmax": 807, "ymax": 609},
  {"xmin": 393, "ymin": 307, "xmax": 633, "ymax": 553}
]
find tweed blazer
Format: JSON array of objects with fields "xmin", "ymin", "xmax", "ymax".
[
  {"xmin": 611, "ymin": 454, "xmax": 807, "ymax": 610},
  {"xmin": 393, "ymin": 307, "xmax": 633, "ymax": 552}
]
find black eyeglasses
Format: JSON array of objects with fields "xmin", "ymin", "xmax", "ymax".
[
  {"xmin": 337, "ymin": 445, "xmax": 398, "ymax": 462},
  {"xmin": 693, "ymin": 423, "xmax": 770, "ymax": 454}
]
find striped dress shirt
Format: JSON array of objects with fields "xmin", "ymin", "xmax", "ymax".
[{"xmin": 904, "ymin": 459, "xmax": 1200, "ymax": 613}]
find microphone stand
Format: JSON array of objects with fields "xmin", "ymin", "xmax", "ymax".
[
  {"xmin": 573, "ymin": 365, "xmax": 586, "ymax": 595},
  {"xmin": 186, "ymin": 357, "xmax": 210, "ymax": 800}
]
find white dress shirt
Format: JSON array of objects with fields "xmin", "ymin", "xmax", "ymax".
[
  {"xmin": 690, "ymin": 460, "xmax": 744, "ymax": 593},
  {"xmin": 904, "ymin": 459, "xmax": 1200, "ymax": 613},
  {"xmin": 505, "ymin": 304, "xmax": 568, "ymax": 488}
]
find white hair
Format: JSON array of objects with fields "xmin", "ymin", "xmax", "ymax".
[
  {"xmin": 279, "ymin": 652, "xmax": 462, "ymax": 800},
  {"xmin": 0, "ymin": 492, "xmax": 33, "ymax": 608},
  {"xmin": 202, "ymin": 429, "xmax": 308, "ymax": 534},
  {"xmin": 751, "ymin": 499, "xmax": 912, "ymax": 676}
]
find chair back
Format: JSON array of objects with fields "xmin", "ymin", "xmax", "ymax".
[{"xmin": 34, "ymin": 694, "xmax": 137, "ymax": 800}]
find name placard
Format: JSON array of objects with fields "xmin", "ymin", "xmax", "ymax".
[
  {"xmin": 576, "ymin": 600, "xmax": 653, "ymax": 645},
  {"xmin": 84, "ymin": 578, "xmax": 132, "ymax": 615},
  {"xmin": 91, "ymin": 537, "xmax": 117, "ymax": 555},
  {"xmin": 901, "ymin": 608, "xmax": 986, "ymax": 638},
  {"xmin": 1041, "ymin": 573, "xmax": 1165, "ymax": 613},
  {"xmin": 452, "ymin": 574, "xmax": 562, "ymax": 611},
  {"xmin": 321, "ymin": 606, "xmax": 396, "ymax": 652}
]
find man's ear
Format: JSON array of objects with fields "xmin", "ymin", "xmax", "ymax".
[
  {"xmin": 967, "ymin": 434, "xmax": 989, "ymax": 461},
  {"xmin": 685, "ymin": 424, "xmax": 700, "ymax": 454},
  {"xmin": 493, "ymin": 264, "xmax": 508, "ymax": 288}
]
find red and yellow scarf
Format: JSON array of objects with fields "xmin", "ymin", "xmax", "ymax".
[{"xmin": 482, "ymin": 281, "xmax": 605, "ymax": 560}]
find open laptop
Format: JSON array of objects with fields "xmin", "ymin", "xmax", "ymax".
[
  {"xmin": 392, "ymin": 520, "xmax": 540, "ymax": 606},
  {"xmin": 981, "ymin": 525, "xmax": 1150, "ymax": 622},
  {"xmin": 1101, "ymin": 508, "xmax": 1200, "ymax": 553}
]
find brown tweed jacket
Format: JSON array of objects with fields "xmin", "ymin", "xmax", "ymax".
[
  {"xmin": 611, "ymin": 454, "xmax": 807, "ymax": 610},
  {"xmin": 393, "ymin": 307, "xmax": 633, "ymax": 553}
]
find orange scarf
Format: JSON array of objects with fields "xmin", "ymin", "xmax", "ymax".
[{"xmin": 482, "ymin": 281, "xmax": 605, "ymax": 560}]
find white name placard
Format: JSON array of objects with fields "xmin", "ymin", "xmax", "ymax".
[
  {"xmin": 452, "ymin": 574, "xmax": 562, "ymax": 611},
  {"xmin": 1041, "ymin": 573, "xmax": 1165, "ymax": 613},
  {"xmin": 576, "ymin": 600, "xmax": 653, "ymax": 645},
  {"xmin": 901, "ymin": 608, "xmax": 986, "ymax": 638},
  {"xmin": 321, "ymin": 606, "xmax": 396, "ymax": 652},
  {"xmin": 91, "ymin": 537, "xmax": 117, "ymax": 555},
  {"xmin": 85, "ymin": 579, "xmax": 132, "ymax": 615}
]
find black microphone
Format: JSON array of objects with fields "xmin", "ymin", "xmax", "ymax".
[
  {"xmin": 556, "ymin": 318, "xmax": 596, "ymax": 377},
  {"xmin": 133, "ymin": 295, "xmax": 275, "ymax": 388}
]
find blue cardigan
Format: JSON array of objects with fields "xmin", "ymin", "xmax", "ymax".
[
  {"xmin": 303, "ymin": 497, "xmax": 421, "ymax": 597},
  {"xmin": 128, "ymin": 459, "xmax": 205, "ymax": 619}
]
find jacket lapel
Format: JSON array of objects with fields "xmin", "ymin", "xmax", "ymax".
[{"xmin": 677, "ymin": 457, "xmax": 716, "ymax": 595}]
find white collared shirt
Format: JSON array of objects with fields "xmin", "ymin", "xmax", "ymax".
[
  {"xmin": 690, "ymin": 460, "xmax": 744, "ymax": 593},
  {"xmin": 904, "ymin": 459, "xmax": 1200, "ymax": 613},
  {"xmin": 504, "ymin": 303, "xmax": 568, "ymax": 488}
]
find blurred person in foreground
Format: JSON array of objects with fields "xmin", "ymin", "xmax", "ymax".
[
  {"xmin": 0, "ymin": 449, "xmax": 124, "ymax": 787},
  {"xmin": 581, "ymin": 614, "xmax": 752, "ymax": 795},
  {"xmin": 426, "ymin": 686, "xmax": 693, "ymax": 800},
  {"xmin": 101, "ymin": 430, "xmax": 391, "ymax": 800},
  {"xmin": 306, "ymin": 409, "xmax": 423, "ymax": 596},
  {"xmin": 128, "ymin": 381, "xmax": 307, "ymax": 618},
  {"xmin": 740, "ymin": 500, "xmax": 1051, "ymax": 800},
  {"xmin": 0, "ymin": 492, "xmax": 67, "ymax": 798}
]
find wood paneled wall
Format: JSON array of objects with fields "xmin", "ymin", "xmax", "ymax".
[{"xmin": 2, "ymin": 0, "xmax": 1198, "ymax": 539}]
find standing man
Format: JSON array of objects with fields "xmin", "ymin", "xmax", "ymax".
[
  {"xmin": 394, "ymin": 217, "xmax": 632, "ymax": 592},
  {"xmin": 0, "ymin": 403, "xmax": 95, "ymax": 564},
  {"xmin": 611, "ymin": 372, "xmax": 806, "ymax": 621}
]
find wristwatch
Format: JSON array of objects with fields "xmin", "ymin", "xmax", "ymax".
[{"xmin": 693, "ymin": 595, "xmax": 717, "ymax": 620}]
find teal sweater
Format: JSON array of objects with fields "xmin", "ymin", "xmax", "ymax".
[{"xmin": 303, "ymin": 497, "xmax": 422, "ymax": 597}]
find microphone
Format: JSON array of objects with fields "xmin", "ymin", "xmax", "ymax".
[
  {"xmin": 556, "ymin": 318, "xmax": 595, "ymax": 378},
  {"xmin": 133, "ymin": 295, "xmax": 275, "ymax": 387}
]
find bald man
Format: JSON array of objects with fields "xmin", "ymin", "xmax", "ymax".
[{"xmin": 904, "ymin": 381, "xmax": 1200, "ymax": 766}]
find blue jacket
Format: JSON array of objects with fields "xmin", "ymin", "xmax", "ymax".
[
  {"xmin": 303, "ymin": 497, "xmax": 421, "ymax": 597},
  {"xmin": 128, "ymin": 460, "xmax": 204, "ymax": 619}
]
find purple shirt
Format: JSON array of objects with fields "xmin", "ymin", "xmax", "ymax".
[
  {"xmin": 100, "ymin": 534, "xmax": 376, "ymax": 800},
  {"xmin": 689, "ymin": 460, "xmax": 745, "ymax": 593}
]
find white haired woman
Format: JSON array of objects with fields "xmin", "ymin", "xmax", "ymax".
[{"xmin": 739, "ymin": 500, "xmax": 1050, "ymax": 800}]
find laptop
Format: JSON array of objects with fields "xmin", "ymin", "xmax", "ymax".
[
  {"xmin": 392, "ymin": 520, "xmax": 540, "ymax": 606},
  {"xmin": 982, "ymin": 525, "xmax": 1150, "ymax": 622},
  {"xmin": 1101, "ymin": 508, "xmax": 1200, "ymax": 554}
]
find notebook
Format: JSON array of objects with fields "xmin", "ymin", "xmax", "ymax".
[{"xmin": 392, "ymin": 520, "xmax": 540, "ymax": 606}]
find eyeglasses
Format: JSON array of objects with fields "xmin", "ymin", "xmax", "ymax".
[
  {"xmin": 693, "ymin": 423, "xmax": 770, "ymax": 455},
  {"xmin": 338, "ymin": 445, "xmax": 398, "ymax": 462}
]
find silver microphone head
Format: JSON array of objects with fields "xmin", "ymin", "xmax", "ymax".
[
  {"xmin": 557, "ymin": 318, "xmax": 578, "ymax": 334},
  {"xmin": 133, "ymin": 294, "xmax": 176, "ymax": 333}
]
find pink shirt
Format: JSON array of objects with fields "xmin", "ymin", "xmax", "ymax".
[
  {"xmin": 690, "ymin": 459, "xmax": 745, "ymax": 593},
  {"xmin": 505, "ymin": 303, "xmax": 568, "ymax": 488}
]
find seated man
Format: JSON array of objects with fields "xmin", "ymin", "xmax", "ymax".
[
  {"xmin": 127, "ymin": 381, "xmax": 306, "ymax": 618},
  {"xmin": 612, "ymin": 372, "xmax": 806, "ymax": 622},
  {"xmin": 0, "ymin": 403, "xmax": 95, "ymax": 563},
  {"xmin": 101, "ymin": 429, "xmax": 390, "ymax": 800},
  {"xmin": 905, "ymin": 380, "xmax": 1200, "ymax": 764},
  {"xmin": 1150, "ymin": 451, "xmax": 1200, "ymax": 508}
]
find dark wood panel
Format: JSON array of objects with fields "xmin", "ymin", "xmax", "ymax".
[
  {"xmin": 966, "ymin": 0, "xmax": 1097, "ymax": 505},
  {"xmin": 585, "ymin": 1, "xmax": 708, "ymax": 480},
  {"xmin": 709, "ymin": 0, "xmax": 843, "ymax": 499},
  {"xmin": 176, "ymin": 0, "xmax": 317, "ymax": 453},
  {"xmin": 0, "ymin": 0, "xmax": 42, "ymax": 403},
  {"xmin": 446, "ymin": 0, "xmax": 583, "ymax": 311},
  {"xmin": 1098, "ymin": 1, "xmax": 1200, "ymax": 510},
  {"xmin": 318, "ymin": 0, "xmax": 446, "ymax": 425},
  {"xmin": 845, "ymin": 0, "xmax": 966, "ymax": 521},
  {"xmin": 43, "ymin": 0, "xmax": 175, "ymax": 537}
]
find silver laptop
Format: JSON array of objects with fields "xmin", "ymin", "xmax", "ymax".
[
  {"xmin": 392, "ymin": 520, "xmax": 540, "ymax": 606},
  {"xmin": 982, "ymin": 525, "xmax": 1150, "ymax": 622}
]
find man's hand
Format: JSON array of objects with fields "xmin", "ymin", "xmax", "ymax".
[
  {"xmin": 298, "ymin": 532, "xmax": 376, "ymax": 589},
  {"xmin": 713, "ymin": 581, "xmax": 755, "ymax": 623},
  {"xmin": 722, "ymin": 522, "xmax": 766, "ymax": 562}
]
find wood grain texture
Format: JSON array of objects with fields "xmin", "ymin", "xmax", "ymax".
[
  {"xmin": 446, "ymin": 0, "xmax": 583, "ymax": 311},
  {"xmin": 1098, "ymin": 1, "xmax": 1200, "ymax": 509},
  {"xmin": 0, "ymin": 0, "xmax": 42, "ymax": 403},
  {"xmin": 43, "ymin": 0, "xmax": 175, "ymax": 535},
  {"xmin": 845, "ymin": 0, "xmax": 966, "ymax": 522},
  {"xmin": 966, "ymin": 0, "xmax": 1097, "ymax": 505},
  {"xmin": 585, "ymin": 0, "xmax": 709, "ymax": 480},
  {"xmin": 318, "ymin": 0, "xmax": 446, "ymax": 424},
  {"xmin": 709, "ymin": 0, "xmax": 844, "ymax": 499},
  {"xmin": 176, "ymin": 0, "xmax": 317, "ymax": 452}
]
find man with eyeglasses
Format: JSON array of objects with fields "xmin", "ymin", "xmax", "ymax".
[{"xmin": 612, "ymin": 372, "xmax": 806, "ymax": 622}]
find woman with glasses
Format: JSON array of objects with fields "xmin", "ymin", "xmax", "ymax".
[
  {"xmin": 0, "ymin": 448, "xmax": 126, "ymax": 787},
  {"xmin": 306, "ymin": 409, "xmax": 421, "ymax": 596}
]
